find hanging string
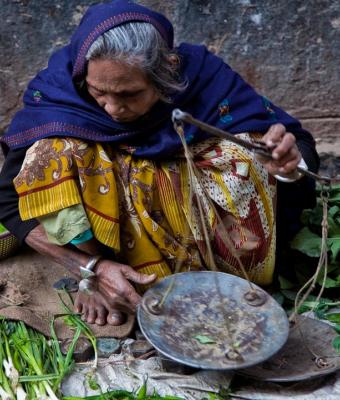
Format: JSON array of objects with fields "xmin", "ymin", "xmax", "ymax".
[
  {"xmin": 176, "ymin": 123, "xmax": 217, "ymax": 270},
  {"xmin": 174, "ymin": 121, "xmax": 255, "ymax": 290},
  {"xmin": 175, "ymin": 121, "xmax": 263, "ymax": 357},
  {"xmin": 290, "ymin": 186, "xmax": 330, "ymax": 323},
  {"xmin": 288, "ymin": 185, "xmax": 334, "ymax": 366}
]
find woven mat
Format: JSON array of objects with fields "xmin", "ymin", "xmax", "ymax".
[{"xmin": 0, "ymin": 247, "xmax": 135, "ymax": 339}]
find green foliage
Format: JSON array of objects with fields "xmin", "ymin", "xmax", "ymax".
[
  {"xmin": 277, "ymin": 184, "xmax": 340, "ymax": 312},
  {"xmin": 291, "ymin": 184, "xmax": 340, "ymax": 264},
  {"xmin": 325, "ymin": 313, "xmax": 340, "ymax": 323},
  {"xmin": 332, "ymin": 336, "xmax": 340, "ymax": 353},
  {"xmin": 62, "ymin": 388, "xmax": 186, "ymax": 399},
  {"xmin": 269, "ymin": 185, "xmax": 340, "ymax": 353},
  {"xmin": 62, "ymin": 387, "xmax": 230, "ymax": 400},
  {"xmin": 0, "ymin": 291, "xmax": 99, "ymax": 399},
  {"xmin": 87, "ymin": 374, "xmax": 101, "ymax": 391},
  {"xmin": 193, "ymin": 335, "xmax": 216, "ymax": 344},
  {"xmin": 0, "ymin": 319, "xmax": 61, "ymax": 399},
  {"xmin": 291, "ymin": 227, "xmax": 322, "ymax": 258},
  {"xmin": 0, "ymin": 223, "xmax": 7, "ymax": 234},
  {"xmin": 201, "ymin": 387, "xmax": 232, "ymax": 400},
  {"xmin": 136, "ymin": 382, "xmax": 147, "ymax": 399}
]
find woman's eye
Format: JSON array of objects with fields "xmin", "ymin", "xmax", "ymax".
[
  {"xmin": 121, "ymin": 91, "xmax": 143, "ymax": 98},
  {"xmin": 94, "ymin": 90, "xmax": 105, "ymax": 97},
  {"xmin": 88, "ymin": 86, "xmax": 105, "ymax": 97}
]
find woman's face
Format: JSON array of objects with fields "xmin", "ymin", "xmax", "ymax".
[{"xmin": 86, "ymin": 58, "xmax": 160, "ymax": 123}]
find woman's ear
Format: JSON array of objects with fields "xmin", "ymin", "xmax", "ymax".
[{"xmin": 168, "ymin": 54, "xmax": 180, "ymax": 68}]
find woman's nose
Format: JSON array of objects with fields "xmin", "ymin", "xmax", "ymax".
[{"xmin": 104, "ymin": 97, "xmax": 125, "ymax": 116}]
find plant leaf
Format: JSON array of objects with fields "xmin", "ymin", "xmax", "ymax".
[
  {"xmin": 291, "ymin": 227, "xmax": 321, "ymax": 257},
  {"xmin": 329, "ymin": 206, "xmax": 340, "ymax": 219},
  {"xmin": 272, "ymin": 292, "xmax": 284, "ymax": 305},
  {"xmin": 281, "ymin": 290, "xmax": 298, "ymax": 301},
  {"xmin": 278, "ymin": 276, "xmax": 295, "ymax": 290},
  {"xmin": 332, "ymin": 336, "xmax": 340, "ymax": 353},
  {"xmin": 321, "ymin": 277, "xmax": 340, "ymax": 288},
  {"xmin": 325, "ymin": 313, "xmax": 340, "ymax": 323},
  {"xmin": 137, "ymin": 382, "xmax": 147, "ymax": 400},
  {"xmin": 329, "ymin": 237, "xmax": 340, "ymax": 262},
  {"xmin": 193, "ymin": 335, "xmax": 216, "ymax": 344}
]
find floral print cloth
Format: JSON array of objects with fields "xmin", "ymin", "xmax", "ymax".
[{"xmin": 14, "ymin": 134, "xmax": 276, "ymax": 285}]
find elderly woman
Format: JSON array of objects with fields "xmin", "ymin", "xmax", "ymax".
[{"xmin": 0, "ymin": 0, "xmax": 318, "ymax": 326}]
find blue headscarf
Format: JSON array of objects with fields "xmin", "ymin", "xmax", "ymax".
[{"xmin": 2, "ymin": 0, "xmax": 312, "ymax": 159}]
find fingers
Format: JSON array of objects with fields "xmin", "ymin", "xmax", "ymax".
[
  {"xmin": 104, "ymin": 266, "xmax": 157, "ymax": 308},
  {"xmin": 260, "ymin": 124, "xmax": 301, "ymax": 175},
  {"xmin": 122, "ymin": 267, "xmax": 157, "ymax": 285},
  {"xmin": 96, "ymin": 261, "xmax": 158, "ymax": 313},
  {"xmin": 272, "ymin": 133, "xmax": 297, "ymax": 162},
  {"xmin": 277, "ymin": 152, "xmax": 301, "ymax": 174},
  {"xmin": 104, "ymin": 279, "xmax": 142, "ymax": 310},
  {"xmin": 261, "ymin": 123, "xmax": 286, "ymax": 149},
  {"xmin": 120, "ymin": 268, "xmax": 157, "ymax": 308}
]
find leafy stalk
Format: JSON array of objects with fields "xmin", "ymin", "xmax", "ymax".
[
  {"xmin": 50, "ymin": 315, "xmax": 82, "ymax": 390},
  {"xmin": 0, "ymin": 321, "xmax": 15, "ymax": 399},
  {"xmin": 10, "ymin": 322, "xmax": 59, "ymax": 400},
  {"xmin": 57, "ymin": 291, "xmax": 98, "ymax": 367}
]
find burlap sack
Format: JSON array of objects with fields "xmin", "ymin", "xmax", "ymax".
[{"xmin": 0, "ymin": 247, "xmax": 134, "ymax": 339}]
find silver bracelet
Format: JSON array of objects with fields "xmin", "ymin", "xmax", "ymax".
[
  {"xmin": 79, "ymin": 255, "xmax": 102, "ymax": 279},
  {"xmin": 78, "ymin": 278, "xmax": 95, "ymax": 296},
  {"xmin": 78, "ymin": 255, "xmax": 102, "ymax": 295}
]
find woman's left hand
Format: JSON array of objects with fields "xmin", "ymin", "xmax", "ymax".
[{"xmin": 259, "ymin": 123, "xmax": 302, "ymax": 177}]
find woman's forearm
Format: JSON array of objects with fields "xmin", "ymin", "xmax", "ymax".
[{"xmin": 24, "ymin": 224, "xmax": 90, "ymax": 279}]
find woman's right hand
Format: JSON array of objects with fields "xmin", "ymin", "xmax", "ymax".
[{"xmin": 94, "ymin": 259, "xmax": 157, "ymax": 314}]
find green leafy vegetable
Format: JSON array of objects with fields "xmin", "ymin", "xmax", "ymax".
[
  {"xmin": 325, "ymin": 313, "xmax": 340, "ymax": 323},
  {"xmin": 193, "ymin": 335, "xmax": 216, "ymax": 344},
  {"xmin": 278, "ymin": 276, "xmax": 295, "ymax": 290},
  {"xmin": 332, "ymin": 336, "xmax": 340, "ymax": 353},
  {"xmin": 62, "ymin": 387, "xmax": 185, "ymax": 399},
  {"xmin": 291, "ymin": 227, "xmax": 322, "ymax": 258}
]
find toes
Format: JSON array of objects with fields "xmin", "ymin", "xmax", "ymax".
[
  {"xmin": 107, "ymin": 310, "xmax": 125, "ymax": 326},
  {"xmin": 86, "ymin": 307, "xmax": 97, "ymax": 325},
  {"xmin": 81, "ymin": 303, "xmax": 89, "ymax": 321},
  {"xmin": 95, "ymin": 307, "xmax": 108, "ymax": 326},
  {"xmin": 74, "ymin": 294, "xmax": 83, "ymax": 313},
  {"xmin": 74, "ymin": 291, "xmax": 126, "ymax": 326}
]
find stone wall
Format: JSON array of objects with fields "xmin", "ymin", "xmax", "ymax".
[{"xmin": 1, "ymin": 0, "xmax": 339, "ymax": 152}]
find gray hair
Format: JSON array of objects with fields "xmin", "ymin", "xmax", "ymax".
[{"xmin": 85, "ymin": 22, "xmax": 187, "ymax": 102}]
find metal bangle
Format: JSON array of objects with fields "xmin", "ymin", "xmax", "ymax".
[
  {"xmin": 78, "ymin": 278, "xmax": 95, "ymax": 296},
  {"xmin": 79, "ymin": 255, "xmax": 102, "ymax": 280}
]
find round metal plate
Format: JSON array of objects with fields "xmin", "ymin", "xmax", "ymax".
[
  {"xmin": 137, "ymin": 271, "xmax": 289, "ymax": 370},
  {"xmin": 239, "ymin": 315, "xmax": 340, "ymax": 381}
]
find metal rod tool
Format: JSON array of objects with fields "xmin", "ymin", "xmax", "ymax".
[{"xmin": 172, "ymin": 108, "xmax": 339, "ymax": 184}]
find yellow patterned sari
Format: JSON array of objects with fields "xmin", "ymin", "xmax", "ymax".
[{"xmin": 14, "ymin": 134, "xmax": 276, "ymax": 285}]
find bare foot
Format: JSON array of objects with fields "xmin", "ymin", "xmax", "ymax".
[
  {"xmin": 107, "ymin": 310, "xmax": 125, "ymax": 325},
  {"xmin": 74, "ymin": 290, "xmax": 125, "ymax": 326}
]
